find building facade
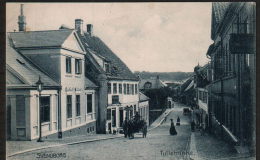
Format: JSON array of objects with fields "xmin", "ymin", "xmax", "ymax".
[
  {"xmin": 6, "ymin": 6, "xmax": 98, "ymax": 140},
  {"xmin": 75, "ymin": 19, "xmax": 141, "ymax": 133},
  {"xmin": 207, "ymin": 2, "xmax": 256, "ymax": 153},
  {"xmin": 139, "ymin": 92, "xmax": 150, "ymax": 126}
]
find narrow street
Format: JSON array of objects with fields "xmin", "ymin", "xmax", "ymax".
[{"xmin": 8, "ymin": 103, "xmax": 192, "ymax": 160}]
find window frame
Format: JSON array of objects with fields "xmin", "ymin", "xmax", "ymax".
[
  {"xmin": 113, "ymin": 83, "xmax": 117, "ymax": 94},
  {"xmin": 87, "ymin": 94, "xmax": 93, "ymax": 113},
  {"xmin": 107, "ymin": 83, "xmax": 111, "ymax": 94},
  {"xmin": 76, "ymin": 95, "xmax": 81, "ymax": 116},
  {"xmin": 75, "ymin": 59, "xmax": 82, "ymax": 75},
  {"xmin": 67, "ymin": 95, "xmax": 72, "ymax": 118},
  {"xmin": 66, "ymin": 56, "xmax": 72, "ymax": 74}
]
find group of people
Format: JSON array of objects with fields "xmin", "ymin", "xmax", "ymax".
[{"xmin": 122, "ymin": 112, "xmax": 148, "ymax": 139}]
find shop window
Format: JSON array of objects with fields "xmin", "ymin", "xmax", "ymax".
[{"xmin": 40, "ymin": 96, "xmax": 50, "ymax": 122}]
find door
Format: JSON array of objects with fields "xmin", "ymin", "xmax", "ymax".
[{"xmin": 119, "ymin": 109, "xmax": 123, "ymax": 127}]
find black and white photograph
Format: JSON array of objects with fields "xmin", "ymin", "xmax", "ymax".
[{"xmin": 5, "ymin": 2, "xmax": 256, "ymax": 160}]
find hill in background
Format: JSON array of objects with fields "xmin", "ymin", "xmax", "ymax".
[{"xmin": 134, "ymin": 71, "xmax": 193, "ymax": 81}]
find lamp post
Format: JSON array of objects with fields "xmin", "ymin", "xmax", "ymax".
[{"xmin": 36, "ymin": 76, "xmax": 44, "ymax": 142}]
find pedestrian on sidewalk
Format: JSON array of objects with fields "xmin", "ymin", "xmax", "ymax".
[
  {"xmin": 176, "ymin": 116, "xmax": 180, "ymax": 126},
  {"xmin": 169, "ymin": 119, "xmax": 177, "ymax": 135},
  {"xmin": 142, "ymin": 122, "xmax": 147, "ymax": 138},
  {"xmin": 122, "ymin": 119, "xmax": 128, "ymax": 138},
  {"xmin": 191, "ymin": 120, "xmax": 195, "ymax": 132}
]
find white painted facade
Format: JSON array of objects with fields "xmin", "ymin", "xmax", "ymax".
[
  {"xmin": 138, "ymin": 100, "xmax": 149, "ymax": 126},
  {"xmin": 106, "ymin": 80, "xmax": 139, "ymax": 133},
  {"xmin": 8, "ymin": 30, "xmax": 97, "ymax": 140}
]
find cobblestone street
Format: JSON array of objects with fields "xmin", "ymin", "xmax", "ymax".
[{"xmin": 8, "ymin": 103, "xmax": 192, "ymax": 160}]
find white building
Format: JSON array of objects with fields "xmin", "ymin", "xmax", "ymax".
[
  {"xmin": 7, "ymin": 10, "xmax": 98, "ymax": 140},
  {"xmin": 139, "ymin": 92, "xmax": 150, "ymax": 125}
]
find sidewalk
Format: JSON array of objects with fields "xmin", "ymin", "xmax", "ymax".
[
  {"xmin": 7, "ymin": 133, "xmax": 122, "ymax": 157},
  {"xmin": 7, "ymin": 109, "xmax": 173, "ymax": 158},
  {"xmin": 149, "ymin": 108, "xmax": 174, "ymax": 130},
  {"xmin": 189, "ymin": 130, "xmax": 255, "ymax": 160}
]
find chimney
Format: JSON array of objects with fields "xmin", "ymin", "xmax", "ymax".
[
  {"xmin": 75, "ymin": 19, "xmax": 83, "ymax": 35},
  {"xmin": 87, "ymin": 24, "xmax": 93, "ymax": 36},
  {"xmin": 18, "ymin": 4, "xmax": 26, "ymax": 32}
]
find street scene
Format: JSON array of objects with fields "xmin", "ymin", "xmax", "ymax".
[{"xmin": 5, "ymin": 2, "xmax": 256, "ymax": 160}]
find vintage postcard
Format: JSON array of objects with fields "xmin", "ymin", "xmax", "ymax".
[{"xmin": 5, "ymin": 2, "xmax": 256, "ymax": 160}]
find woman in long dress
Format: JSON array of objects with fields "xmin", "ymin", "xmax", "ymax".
[{"xmin": 170, "ymin": 119, "xmax": 177, "ymax": 135}]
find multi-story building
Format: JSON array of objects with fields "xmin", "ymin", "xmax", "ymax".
[
  {"xmin": 207, "ymin": 2, "xmax": 255, "ymax": 153},
  {"xmin": 6, "ymin": 5, "xmax": 98, "ymax": 140},
  {"xmin": 75, "ymin": 19, "xmax": 140, "ymax": 133}
]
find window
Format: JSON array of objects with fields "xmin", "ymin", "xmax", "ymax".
[
  {"xmin": 107, "ymin": 109, "xmax": 111, "ymax": 120},
  {"xmin": 127, "ymin": 84, "xmax": 130, "ymax": 94},
  {"xmin": 40, "ymin": 96, "xmax": 50, "ymax": 123},
  {"xmin": 135, "ymin": 84, "xmax": 138, "ymax": 94},
  {"xmin": 87, "ymin": 94, "xmax": 93, "ymax": 113},
  {"xmin": 119, "ymin": 84, "xmax": 122, "ymax": 94},
  {"xmin": 75, "ymin": 59, "xmax": 82, "ymax": 74},
  {"xmin": 66, "ymin": 57, "xmax": 71, "ymax": 73},
  {"xmin": 123, "ymin": 84, "xmax": 126, "ymax": 94},
  {"xmin": 108, "ymin": 83, "xmax": 111, "ymax": 94},
  {"xmin": 16, "ymin": 95, "xmax": 25, "ymax": 126},
  {"xmin": 67, "ymin": 95, "xmax": 72, "ymax": 118},
  {"xmin": 144, "ymin": 82, "xmax": 152, "ymax": 89},
  {"xmin": 131, "ymin": 84, "xmax": 134, "ymax": 95},
  {"xmin": 105, "ymin": 63, "xmax": 110, "ymax": 73},
  {"xmin": 112, "ymin": 95, "xmax": 119, "ymax": 104},
  {"xmin": 76, "ymin": 95, "xmax": 80, "ymax": 116},
  {"xmin": 113, "ymin": 83, "xmax": 117, "ymax": 94}
]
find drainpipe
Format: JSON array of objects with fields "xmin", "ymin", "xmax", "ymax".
[{"xmin": 58, "ymin": 87, "xmax": 62, "ymax": 138}]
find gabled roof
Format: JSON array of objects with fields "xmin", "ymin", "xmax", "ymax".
[
  {"xmin": 9, "ymin": 29, "xmax": 73, "ymax": 48},
  {"xmin": 139, "ymin": 92, "xmax": 150, "ymax": 102},
  {"xmin": 80, "ymin": 33, "xmax": 139, "ymax": 81},
  {"xmin": 85, "ymin": 77, "xmax": 98, "ymax": 89},
  {"xmin": 6, "ymin": 40, "xmax": 60, "ymax": 88},
  {"xmin": 139, "ymin": 77, "xmax": 166, "ymax": 90}
]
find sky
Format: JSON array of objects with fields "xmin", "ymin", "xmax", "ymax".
[{"xmin": 6, "ymin": 3, "xmax": 213, "ymax": 72}]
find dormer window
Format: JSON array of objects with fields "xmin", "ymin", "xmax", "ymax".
[{"xmin": 104, "ymin": 63, "xmax": 110, "ymax": 73}]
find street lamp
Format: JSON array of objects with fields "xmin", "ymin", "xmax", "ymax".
[{"xmin": 36, "ymin": 76, "xmax": 44, "ymax": 142}]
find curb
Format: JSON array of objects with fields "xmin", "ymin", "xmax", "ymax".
[
  {"xmin": 8, "ymin": 110, "xmax": 173, "ymax": 157},
  {"xmin": 148, "ymin": 109, "xmax": 173, "ymax": 131},
  {"xmin": 7, "ymin": 136, "xmax": 123, "ymax": 157}
]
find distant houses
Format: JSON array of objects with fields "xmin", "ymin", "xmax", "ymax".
[{"xmin": 6, "ymin": 5, "xmax": 149, "ymax": 140}]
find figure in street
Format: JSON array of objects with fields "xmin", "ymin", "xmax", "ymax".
[
  {"xmin": 142, "ymin": 122, "xmax": 148, "ymax": 138},
  {"xmin": 128, "ymin": 120, "xmax": 134, "ymax": 139},
  {"xmin": 122, "ymin": 119, "xmax": 128, "ymax": 138},
  {"xmin": 169, "ymin": 119, "xmax": 177, "ymax": 135},
  {"xmin": 191, "ymin": 120, "xmax": 195, "ymax": 132},
  {"xmin": 176, "ymin": 116, "xmax": 180, "ymax": 126}
]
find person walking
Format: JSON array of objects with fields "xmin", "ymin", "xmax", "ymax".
[
  {"xmin": 169, "ymin": 119, "xmax": 177, "ymax": 135},
  {"xmin": 191, "ymin": 120, "xmax": 195, "ymax": 132},
  {"xmin": 176, "ymin": 116, "xmax": 180, "ymax": 126},
  {"xmin": 122, "ymin": 119, "xmax": 128, "ymax": 138},
  {"xmin": 142, "ymin": 122, "xmax": 148, "ymax": 138}
]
